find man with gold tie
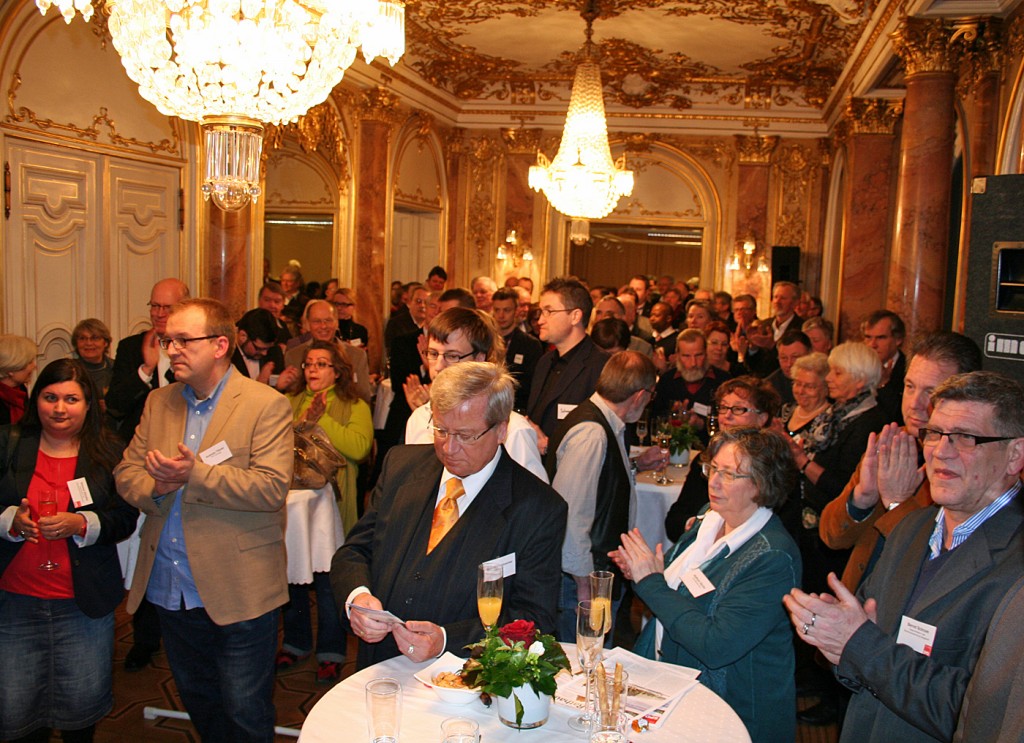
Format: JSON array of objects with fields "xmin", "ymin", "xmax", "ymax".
[{"xmin": 332, "ymin": 362, "xmax": 566, "ymax": 668}]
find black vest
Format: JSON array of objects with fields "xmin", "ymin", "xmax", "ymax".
[{"xmin": 545, "ymin": 399, "xmax": 631, "ymax": 578}]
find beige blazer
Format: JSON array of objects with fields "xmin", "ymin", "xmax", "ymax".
[{"xmin": 114, "ymin": 369, "xmax": 294, "ymax": 625}]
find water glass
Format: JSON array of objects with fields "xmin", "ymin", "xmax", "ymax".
[
  {"xmin": 365, "ymin": 677, "xmax": 402, "ymax": 742},
  {"xmin": 440, "ymin": 716, "xmax": 480, "ymax": 742}
]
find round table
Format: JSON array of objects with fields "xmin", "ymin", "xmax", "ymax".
[
  {"xmin": 285, "ymin": 484, "xmax": 345, "ymax": 584},
  {"xmin": 297, "ymin": 650, "xmax": 749, "ymax": 742}
]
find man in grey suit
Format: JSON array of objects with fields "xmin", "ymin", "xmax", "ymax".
[
  {"xmin": 115, "ymin": 298, "xmax": 293, "ymax": 743},
  {"xmin": 785, "ymin": 371, "xmax": 1024, "ymax": 743},
  {"xmin": 333, "ymin": 361, "xmax": 566, "ymax": 668}
]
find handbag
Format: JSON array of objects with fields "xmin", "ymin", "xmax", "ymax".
[{"xmin": 291, "ymin": 420, "xmax": 346, "ymax": 490}]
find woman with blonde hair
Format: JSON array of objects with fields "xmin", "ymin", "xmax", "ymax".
[{"xmin": 0, "ymin": 335, "xmax": 38, "ymax": 425}]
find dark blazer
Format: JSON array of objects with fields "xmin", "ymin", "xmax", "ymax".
[
  {"xmin": 331, "ymin": 445, "xmax": 567, "ymax": 668},
  {"xmin": 381, "ymin": 330, "xmax": 429, "ymax": 446},
  {"xmin": 503, "ymin": 329, "xmax": 544, "ymax": 412},
  {"xmin": 837, "ymin": 497, "xmax": 1024, "ymax": 743},
  {"xmin": 0, "ymin": 428, "xmax": 137, "ymax": 617},
  {"xmin": 105, "ymin": 331, "xmax": 158, "ymax": 441},
  {"xmin": 526, "ymin": 335, "xmax": 609, "ymax": 439},
  {"xmin": 876, "ymin": 352, "xmax": 906, "ymax": 426},
  {"xmin": 229, "ymin": 346, "xmax": 285, "ymax": 380}
]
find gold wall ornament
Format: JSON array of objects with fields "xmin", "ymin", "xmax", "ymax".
[
  {"xmin": 357, "ymin": 86, "xmax": 404, "ymax": 125},
  {"xmin": 846, "ymin": 97, "xmax": 902, "ymax": 135},
  {"xmin": 735, "ymin": 134, "xmax": 778, "ymax": 164},
  {"xmin": 464, "ymin": 134, "xmax": 504, "ymax": 259},
  {"xmin": 772, "ymin": 141, "xmax": 817, "ymax": 250},
  {"xmin": 890, "ymin": 16, "xmax": 956, "ymax": 76},
  {"xmin": 500, "ymin": 126, "xmax": 543, "ymax": 155},
  {"xmin": 954, "ymin": 17, "xmax": 1004, "ymax": 100},
  {"xmin": 263, "ymin": 103, "xmax": 351, "ymax": 187}
]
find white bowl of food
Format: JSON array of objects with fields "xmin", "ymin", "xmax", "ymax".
[{"xmin": 415, "ymin": 653, "xmax": 480, "ymax": 706}]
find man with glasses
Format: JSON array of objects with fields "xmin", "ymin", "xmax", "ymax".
[
  {"xmin": 231, "ymin": 308, "xmax": 285, "ymax": 383},
  {"xmin": 785, "ymin": 371, "xmax": 1024, "ymax": 743},
  {"xmin": 115, "ymin": 298, "xmax": 294, "ymax": 743},
  {"xmin": 545, "ymin": 351, "xmax": 666, "ymax": 640},
  {"xmin": 527, "ymin": 277, "xmax": 609, "ymax": 444},
  {"xmin": 332, "ymin": 362, "xmax": 566, "ymax": 667},
  {"xmin": 402, "ymin": 307, "xmax": 546, "ymax": 480}
]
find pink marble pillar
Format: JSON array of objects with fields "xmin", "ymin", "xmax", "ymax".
[
  {"xmin": 206, "ymin": 205, "xmax": 251, "ymax": 319},
  {"xmin": 354, "ymin": 119, "xmax": 390, "ymax": 374}
]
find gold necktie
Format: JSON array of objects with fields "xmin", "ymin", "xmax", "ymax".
[{"xmin": 427, "ymin": 477, "xmax": 464, "ymax": 554}]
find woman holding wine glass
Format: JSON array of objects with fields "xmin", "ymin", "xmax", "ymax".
[{"xmin": 0, "ymin": 359, "xmax": 137, "ymax": 742}]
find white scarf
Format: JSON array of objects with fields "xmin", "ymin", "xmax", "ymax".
[{"xmin": 655, "ymin": 507, "xmax": 773, "ymax": 655}]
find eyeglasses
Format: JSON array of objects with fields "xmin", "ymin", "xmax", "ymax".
[
  {"xmin": 429, "ymin": 417, "xmax": 496, "ymax": 444},
  {"xmin": 76, "ymin": 335, "xmax": 105, "ymax": 343},
  {"xmin": 332, "ymin": 301, "xmax": 354, "ymax": 308},
  {"xmin": 302, "ymin": 361, "xmax": 337, "ymax": 371},
  {"xmin": 158, "ymin": 335, "xmax": 220, "ymax": 351},
  {"xmin": 244, "ymin": 340, "xmax": 274, "ymax": 357},
  {"xmin": 147, "ymin": 302, "xmax": 175, "ymax": 314},
  {"xmin": 426, "ymin": 349, "xmax": 476, "ymax": 364},
  {"xmin": 718, "ymin": 405, "xmax": 760, "ymax": 416},
  {"xmin": 701, "ymin": 462, "xmax": 754, "ymax": 483},
  {"xmin": 538, "ymin": 307, "xmax": 573, "ymax": 318},
  {"xmin": 917, "ymin": 428, "xmax": 1016, "ymax": 451}
]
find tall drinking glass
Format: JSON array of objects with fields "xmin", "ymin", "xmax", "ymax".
[
  {"xmin": 568, "ymin": 600, "xmax": 608, "ymax": 732},
  {"xmin": 654, "ymin": 431, "xmax": 673, "ymax": 485},
  {"xmin": 38, "ymin": 491, "xmax": 59, "ymax": 571},
  {"xmin": 589, "ymin": 570, "xmax": 614, "ymax": 645},
  {"xmin": 477, "ymin": 563, "xmax": 503, "ymax": 631},
  {"xmin": 635, "ymin": 416, "xmax": 648, "ymax": 447},
  {"xmin": 365, "ymin": 677, "xmax": 402, "ymax": 743}
]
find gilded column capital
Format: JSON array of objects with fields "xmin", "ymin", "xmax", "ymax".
[
  {"xmin": 735, "ymin": 134, "xmax": 778, "ymax": 165},
  {"xmin": 356, "ymin": 86, "xmax": 403, "ymax": 125},
  {"xmin": 444, "ymin": 127, "xmax": 467, "ymax": 157},
  {"xmin": 890, "ymin": 16, "xmax": 956, "ymax": 76},
  {"xmin": 953, "ymin": 17, "xmax": 1004, "ymax": 98},
  {"xmin": 500, "ymin": 126, "xmax": 543, "ymax": 156},
  {"xmin": 846, "ymin": 97, "xmax": 903, "ymax": 135}
]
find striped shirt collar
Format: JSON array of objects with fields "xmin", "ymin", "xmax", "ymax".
[{"xmin": 928, "ymin": 480, "xmax": 1021, "ymax": 559}]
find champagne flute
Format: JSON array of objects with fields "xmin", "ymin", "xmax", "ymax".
[
  {"xmin": 635, "ymin": 416, "xmax": 648, "ymax": 447},
  {"xmin": 477, "ymin": 563, "xmax": 503, "ymax": 632},
  {"xmin": 655, "ymin": 431, "xmax": 673, "ymax": 485},
  {"xmin": 38, "ymin": 491, "xmax": 59, "ymax": 571},
  {"xmin": 568, "ymin": 600, "xmax": 608, "ymax": 732},
  {"xmin": 589, "ymin": 571, "xmax": 614, "ymax": 647}
]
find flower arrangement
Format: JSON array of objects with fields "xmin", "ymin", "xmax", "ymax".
[
  {"xmin": 462, "ymin": 620, "xmax": 570, "ymax": 726},
  {"xmin": 660, "ymin": 417, "xmax": 700, "ymax": 456}
]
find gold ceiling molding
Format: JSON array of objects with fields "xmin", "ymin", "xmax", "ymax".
[
  {"xmin": 890, "ymin": 16, "xmax": 956, "ymax": 77},
  {"xmin": 735, "ymin": 134, "xmax": 778, "ymax": 164},
  {"xmin": 356, "ymin": 86, "xmax": 404, "ymax": 125},
  {"xmin": 263, "ymin": 102, "xmax": 351, "ymax": 186},
  {"xmin": 500, "ymin": 126, "xmax": 543, "ymax": 155},
  {"xmin": 845, "ymin": 97, "xmax": 902, "ymax": 135}
]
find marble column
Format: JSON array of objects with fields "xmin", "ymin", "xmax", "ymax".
[
  {"xmin": 354, "ymin": 87, "xmax": 401, "ymax": 373},
  {"xmin": 206, "ymin": 204, "xmax": 251, "ymax": 319},
  {"xmin": 733, "ymin": 135, "xmax": 777, "ymax": 313},
  {"xmin": 500, "ymin": 127, "xmax": 543, "ymax": 286},
  {"xmin": 888, "ymin": 17, "xmax": 957, "ymax": 336},
  {"xmin": 838, "ymin": 98, "xmax": 901, "ymax": 341}
]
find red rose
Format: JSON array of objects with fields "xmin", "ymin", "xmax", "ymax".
[
  {"xmin": 498, "ymin": 619, "xmax": 536, "ymax": 646},
  {"xmin": 670, "ymin": 419, "xmax": 683, "ymax": 427}
]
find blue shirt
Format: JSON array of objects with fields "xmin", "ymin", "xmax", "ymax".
[
  {"xmin": 146, "ymin": 368, "xmax": 234, "ymax": 611},
  {"xmin": 928, "ymin": 481, "xmax": 1021, "ymax": 559}
]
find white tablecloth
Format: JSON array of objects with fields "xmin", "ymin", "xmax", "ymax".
[
  {"xmin": 633, "ymin": 449, "xmax": 696, "ymax": 551},
  {"xmin": 297, "ymin": 646, "xmax": 749, "ymax": 743},
  {"xmin": 286, "ymin": 485, "xmax": 345, "ymax": 585}
]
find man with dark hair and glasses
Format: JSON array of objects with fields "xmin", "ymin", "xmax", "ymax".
[
  {"xmin": 786, "ymin": 370, "xmax": 1024, "ymax": 743},
  {"xmin": 231, "ymin": 308, "xmax": 285, "ymax": 384},
  {"xmin": 332, "ymin": 361, "xmax": 566, "ymax": 668}
]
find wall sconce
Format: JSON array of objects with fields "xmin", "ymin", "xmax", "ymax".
[
  {"xmin": 728, "ymin": 233, "xmax": 770, "ymax": 273},
  {"xmin": 497, "ymin": 228, "xmax": 534, "ymax": 266}
]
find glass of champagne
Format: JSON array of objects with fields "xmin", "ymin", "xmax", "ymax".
[
  {"xmin": 38, "ymin": 491, "xmax": 59, "ymax": 571},
  {"xmin": 589, "ymin": 570, "xmax": 614, "ymax": 646},
  {"xmin": 635, "ymin": 416, "xmax": 648, "ymax": 447},
  {"xmin": 477, "ymin": 563, "xmax": 503, "ymax": 632},
  {"xmin": 568, "ymin": 600, "xmax": 608, "ymax": 732},
  {"xmin": 655, "ymin": 431, "xmax": 673, "ymax": 485}
]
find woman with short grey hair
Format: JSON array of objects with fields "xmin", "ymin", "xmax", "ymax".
[{"xmin": 0, "ymin": 334, "xmax": 37, "ymax": 425}]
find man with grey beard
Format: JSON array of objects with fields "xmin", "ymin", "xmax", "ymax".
[{"xmin": 650, "ymin": 328, "xmax": 724, "ymax": 443}]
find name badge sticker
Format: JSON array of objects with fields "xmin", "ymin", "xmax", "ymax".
[
  {"xmin": 682, "ymin": 568, "xmax": 715, "ymax": 597},
  {"xmin": 68, "ymin": 478, "xmax": 93, "ymax": 508},
  {"xmin": 349, "ymin": 338, "xmax": 363, "ymax": 347},
  {"xmin": 557, "ymin": 403, "xmax": 578, "ymax": 420},
  {"xmin": 513, "ymin": 353, "xmax": 524, "ymax": 364},
  {"xmin": 691, "ymin": 402, "xmax": 711, "ymax": 418},
  {"xmin": 484, "ymin": 553, "xmax": 517, "ymax": 577},
  {"xmin": 897, "ymin": 615, "xmax": 937, "ymax": 656},
  {"xmin": 200, "ymin": 440, "xmax": 233, "ymax": 465}
]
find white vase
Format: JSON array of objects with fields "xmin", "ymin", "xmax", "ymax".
[
  {"xmin": 670, "ymin": 449, "xmax": 690, "ymax": 467},
  {"xmin": 495, "ymin": 684, "xmax": 551, "ymax": 729}
]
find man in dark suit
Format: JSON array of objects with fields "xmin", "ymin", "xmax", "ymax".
[
  {"xmin": 527, "ymin": 277, "xmax": 609, "ymax": 444},
  {"xmin": 786, "ymin": 371, "xmax": 1024, "ymax": 743},
  {"xmin": 764, "ymin": 329, "xmax": 811, "ymax": 406},
  {"xmin": 862, "ymin": 309, "xmax": 907, "ymax": 425},
  {"xmin": 334, "ymin": 362, "xmax": 566, "ymax": 668},
  {"xmin": 231, "ymin": 308, "xmax": 285, "ymax": 383},
  {"xmin": 104, "ymin": 276, "xmax": 189, "ymax": 672},
  {"xmin": 491, "ymin": 287, "xmax": 543, "ymax": 412}
]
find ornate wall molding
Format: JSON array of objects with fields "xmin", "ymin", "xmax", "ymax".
[
  {"xmin": 890, "ymin": 16, "xmax": 956, "ymax": 76},
  {"xmin": 500, "ymin": 126, "xmax": 542, "ymax": 155},
  {"xmin": 846, "ymin": 97, "xmax": 902, "ymax": 135},
  {"xmin": 772, "ymin": 141, "xmax": 817, "ymax": 249},
  {"xmin": 356, "ymin": 86, "xmax": 404, "ymax": 125},
  {"xmin": 264, "ymin": 101, "xmax": 351, "ymax": 188},
  {"xmin": 736, "ymin": 134, "xmax": 778, "ymax": 164},
  {"xmin": 954, "ymin": 17, "xmax": 1004, "ymax": 99}
]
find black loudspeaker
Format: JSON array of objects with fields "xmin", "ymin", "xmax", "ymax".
[
  {"xmin": 963, "ymin": 174, "xmax": 1024, "ymax": 382},
  {"xmin": 771, "ymin": 246, "xmax": 801, "ymax": 284}
]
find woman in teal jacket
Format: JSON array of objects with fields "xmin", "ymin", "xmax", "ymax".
[{"xmin": 612, "ymin": 428, "xmax": 802, "ymax": 742}]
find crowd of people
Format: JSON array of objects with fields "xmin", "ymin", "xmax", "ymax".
[{"xmin": 0, "ymin": 264, "xmax": 1021, "ymax": 743}]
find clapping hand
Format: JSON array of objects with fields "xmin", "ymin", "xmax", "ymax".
[
  {"xmin": 609, "ymin": 528, "xmax": 664, "ymax": 583},
  {"xmin": 305, "ymin": 391, "xmax": 327, "ymax": 423},
  {"xmin": 783, "ymin": 572, "xmax": 877, "ymax": 665}
]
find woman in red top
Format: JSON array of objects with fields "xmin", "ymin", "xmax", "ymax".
[{"xmin": 0, "ymin": 359, "xmax": 137, "ymax": 742}]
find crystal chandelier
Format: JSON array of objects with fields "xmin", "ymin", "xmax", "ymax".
[
  {"xmin": 528, "ymin": 1, "xmax": 632, "ymax": 245},
  {"xmin": 36, "ymin": 0, "xmax": 405, "ymax": 211}
]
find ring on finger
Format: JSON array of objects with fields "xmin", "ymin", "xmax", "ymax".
[
  {"xmin": 407, "ymin": 644, "xmax": 415, "ymax": 654},
  {"xmin": 810, "ymin": 613, "xmax": 817, "ymax": 627},
  {"xmin": 801, "ymin": 623, "xmax": 811, "ymax": 635}
]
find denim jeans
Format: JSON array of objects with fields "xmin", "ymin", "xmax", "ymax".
[
  {"xmin": 156, "ymin": 605, "xmax": 278, "ymax": 743},
  {"xmin": 0, "ymin": 591, "xmax": 113, "ymax": 739},
  {"xmin": 282, "ymin": 572, "xmax": 346, "ymax": 662}
]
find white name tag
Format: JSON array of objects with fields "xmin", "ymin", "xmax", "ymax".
[
  {"xmin": 897, "ymin": 615, "xmax": 937, "ymax": 656},
  {"xmin": 68, "ymin": 478, "xmax": 93, "ymax": 508},
  {"xmin": 682, "ymin": 568, "xmax": 715, "ymax": 597},
  {"xmin": 557, "ymin": 403, "xmax": 577, "ymax": 420},
  {"xmin": 513, "ymin": 353, "xmax": 524, "ymax": 364},
  {"xmin": 691, "ymin": 402, "xmax": 711, "ymax": 418},
  {"xmin": 483, "ymin": 553, "xmax": 516, "ymax": 577},
  {"xmin": 348, "ymin": 338, "xmax": 363, "ymax": 347},
  {"xmin": 199, "ymin": 440, "xmax": 233, "ymax": 465}
]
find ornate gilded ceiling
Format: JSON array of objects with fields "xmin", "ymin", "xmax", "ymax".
[{"xmin": 398, "ymin": 0, "xmax": 883, "ymax": 130}]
